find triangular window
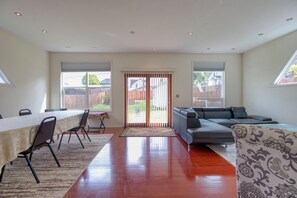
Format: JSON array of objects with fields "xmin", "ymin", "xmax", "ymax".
[
  {"xmin": 0, "ymin": 67, "xmax": 12, "ymax": 86},
  {"xmin": 274, "ymin": 50, "xmax": 297, "ymax": 86}
]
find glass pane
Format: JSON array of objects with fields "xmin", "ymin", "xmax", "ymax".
[
  {"xmin": 87, "ymin": 72, "xmax": 111, "ymax": 86},
  {"xmin": 89, "ymin": 87, "xmax": 111, "ymax": 110},
  {"xmin": 278, "ymin": 64, "xmax": 297, "ymax": 85},
  {"xmin": 150, "ymin": 77, "xmax": 168, "ymax": 123},
  {"xmin": 193, "ymin": 71, "xmax": 224, "ymax": 107},
  {"xmin": 64, "ymin": 87, "xmax": 87, "ymax": 109},
  {"xmin": 127, "ymin": 77, "xmax": 146, "ymax": 124},
  {"xmin": 63, "ymin": 72, "xmax": 85, "ymax": 87}
]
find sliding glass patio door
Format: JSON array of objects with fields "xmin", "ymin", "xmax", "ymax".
[{"xmin": 124, "ymin": 73, "xmax": 172, "ymax": 127}]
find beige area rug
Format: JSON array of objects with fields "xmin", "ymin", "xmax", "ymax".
[
  {"xmin": 120, "ymin": 127, "xmax": 176, "ymax": 137},
  {"xmin": 207, "ymin": 144, "xmax": 236, "ymax": 167},
  {"xmin": 0, "ymin": 134, "xmax": 113, "ymax": 198}
]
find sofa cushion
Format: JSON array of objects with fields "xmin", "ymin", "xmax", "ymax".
[
  {"xmin": 208, "ymin": 118, "xmax": 238, "ymax": 128},
  {"xmin": 187, "ymin": 119, "xmax": 233, "ymax": 139},
  {"xmin": 231, "ymin": 107, "xmax": 248, "ymax": 119},
  {"xmin": 180, "ymin": 109, "xmax": 196, "ymax": 118},
  {"xmin": 203, "ymin": 110, "xmax": 233, "ymax": 119},
  {"xmin": 231, "ymin": 118, "xmax": 267, "ymax": 124},
  {"xmin": 191, "ymin": 107, "xmax": 204, "ymax": 118}
]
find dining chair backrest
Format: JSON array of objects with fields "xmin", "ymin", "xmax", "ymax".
[
  {"xmin": 31, "ymin": 116, "xmax": 56, "ymax": 149},
  {"xmin": 79, "ymin": 109, "xmax": 89, "ymax": 128},
  {"xmin": 19, "ymin": 109, "xmax": 32, "ymax": 116},
  {"xmin": 0, "ymin": 114, "xmax": 2, "ymax": 119}
]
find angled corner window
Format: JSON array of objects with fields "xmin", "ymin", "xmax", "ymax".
[
  {"xmin": 192, "ymin": 62, "xmax": 225, "ymax": 108},
  {"xmin": 274, "ymin": 50, "xmax": 297, "ymax": 86},
  {"xmin": 0, "ymin": 67, "xmax": 12, "ymax": 86}
]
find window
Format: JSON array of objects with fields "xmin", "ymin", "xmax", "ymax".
[
  {"xmin": 274, "ymin": 50, "xmax": 297, "ymax": 86},
  {"xmin": 0, "ymin": 67, "xmax": 12, "ymax": 86},
  {"xmin": 61, "ymin": 62, "xmax": 111, "ymax": 111},
  {"xmin": 192, "ymin": 62, "xmax": 225, "ymax": 107}
]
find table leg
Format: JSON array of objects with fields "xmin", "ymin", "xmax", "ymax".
[{"xmin": 0, "ymin": 165, "xmax": 6, "ymax": 182}]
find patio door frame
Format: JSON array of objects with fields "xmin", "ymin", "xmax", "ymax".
[{"xmin": 124, "ymin": 72, "xmax": 172, "ymax": 128}]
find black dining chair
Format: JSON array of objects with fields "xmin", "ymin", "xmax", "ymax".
[
  {"xmin": 58, "ymin": 109, "xmax": 91, "ymax": 149},
  {"xmin": 19, "ymin": 109, "xmax": 32, "ymax": 116},
  {"xmin": 1, "ymin": 116, "xmax": 61, "ymax": 183},
  {"xmin": 0, "ymin": 114, "xmax": 2, "ymax": 119}
]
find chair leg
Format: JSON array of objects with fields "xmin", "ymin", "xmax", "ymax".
[
  {"xmin": 68, "ymin": 132, "xmax": 72, "ymax": 143},
  {"xmin": 24, "ymin": 154, "xmax": 40, "ymax": 183},
  {"xmin": 0, "ymin": 165, "xmax": 6, "ymax": 182},
  {"xmin": 83, "ymin": 128, "xmax": 91, "ymax": 142},
  {"xmin": 74, "ymin": 131, "xmax": 84, "ymax": 148},
  {"xmin": 58, "ymin": 133, "xmax": 65, "ymax": 150},
  {"xmin": 29, "ymin": 152, "xmax": 33, "ymax": 161},
  {"xmin": 48, "ymin": 144, "xmax": 61, "ymax": 167}
]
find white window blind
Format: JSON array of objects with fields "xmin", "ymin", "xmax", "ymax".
[
  {"xmin": 61, "ymin": 62, "xmax": 111, "ymax": 72},
  {"xmin": 193, "ymin": 62, "xmax": 225, "ymax": 71}
]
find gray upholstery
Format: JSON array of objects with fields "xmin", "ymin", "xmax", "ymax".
[
  {"xmin": 172, "ymin": 106, "xmax": 277, "ymax": 146},
  {"xmin": 231, "ymin": 106, "xmax": 248, "ymax": 118},
  {"xmin": 207, "ymin": 118, "xmax": 238, "ymax": 128}
]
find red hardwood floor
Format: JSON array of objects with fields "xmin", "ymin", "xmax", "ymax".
[{"xmin": 65, "ymin": 128, "xmax": 237, "ymax": 198}]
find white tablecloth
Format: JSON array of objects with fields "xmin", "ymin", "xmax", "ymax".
[{"xmin": 0, "ymin": 110, "xmax": 83, "ymax": 170}]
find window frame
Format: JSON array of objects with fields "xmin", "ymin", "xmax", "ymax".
[
  {"xmin": 192, "ymin": 62, "xmax": 226, "ymax": 108},
  {"xmin": 0, "ymin": 67, "xmax": 13, "ymax": 87},
  {"xmin": 274, "ymin": 50, "xmax": 297, "ymax": 87},
  {"xmin": 61, "ymin": 69, "xmax": 112, "ymax": 111}
]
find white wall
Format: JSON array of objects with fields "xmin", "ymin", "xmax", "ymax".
[
  {"xmin": 0, "ymin": 28, "xmax": 49, "ymax": 117},
  {"xmin": 50, "ymin": 52, "xmax": 242, "ymax": 127},
  {"xmin": 243, "ymin": 30, "xmax": 297, "ymax": 125}
]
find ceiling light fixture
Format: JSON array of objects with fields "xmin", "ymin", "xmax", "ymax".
[
  {"xmin": 189, "ymin": 32, "xmax": 193, "ymax": 36},
  {"xmin": 14, "ymin": 12, "xmax": 22, "ymax": 16},
  {"xmin": 42, "ymin": 30, "xmax": 47, "ymax": 34},
  {"xmin": 258, "ymin": 33, "xmax": 264, "ymax": 36},
  {"xmin": 286, "ymin": 17, "xmax": 293, "ymax": 21}
]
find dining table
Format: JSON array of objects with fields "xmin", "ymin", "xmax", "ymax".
[{"xmin": 0, "ymin": 110, "xmax": 84, "ymax": 173}]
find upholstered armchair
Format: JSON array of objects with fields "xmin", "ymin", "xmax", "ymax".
[{"xmin": 232, "ymin": 124, "xmax": 297, "ymax": 198}]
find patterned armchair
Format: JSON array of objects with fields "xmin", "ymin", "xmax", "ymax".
[{"xmin": 232, "ymin": 124, "xmax": 297, "ymax": 198}]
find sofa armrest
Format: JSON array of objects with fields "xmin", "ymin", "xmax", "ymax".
[{"xmin": 247, "ymin": 115, "xmax": 272, "ymax": 121}]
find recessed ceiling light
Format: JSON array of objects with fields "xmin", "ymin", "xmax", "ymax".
[
  {"xmin": 189, "ymin": 32, "xmax": 193, "ymax": 36},
  {"xmin": 286, "ymin": 17, "xmax": 293, "ymax": 22},
  {"xmin": 14, "ymin": 12, "xmax": 22, "ymax": 16},
  {"xmin": 258, "ymin": 33, "xmax": 264, "ymax": 36},
  {"xmin": 42, "ymin": 30, "xmax": 47, "ymax": 34}
]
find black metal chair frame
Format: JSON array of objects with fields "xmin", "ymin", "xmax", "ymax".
[
  {"xmin": 0, "ymin": 114, "xmax": 3, "ymax": 119},
  {"xmin": 58, "ymin": 109, "xmax": 91, "ymax": 149},
  {"xmin": 19, "ymin": 109, "xmax": 32, "ymax": 116},
  {"xmin": 0, "ymin": 116, "xmax": 61, "ymax": 183}
]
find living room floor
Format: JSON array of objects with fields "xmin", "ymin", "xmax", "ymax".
[{"xmin": 64, "ymin": 128, "xmax": 237, "ymax": 198}]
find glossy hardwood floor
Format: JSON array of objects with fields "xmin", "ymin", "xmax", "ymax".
[{"xmin": 65, "ymin": 128, "xmax": 237, "ymax": 198}]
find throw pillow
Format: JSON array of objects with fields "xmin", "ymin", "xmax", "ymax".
[{"xmin": 231, "ymin": 107, "xmax": 248, "ymax": 119}]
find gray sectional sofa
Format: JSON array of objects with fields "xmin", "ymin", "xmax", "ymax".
[{"xmin": 173, "ymin": 107, "xmax": 277, "ymax": 146}]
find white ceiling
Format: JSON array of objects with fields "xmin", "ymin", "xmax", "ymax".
[{"xmin": 0, "ymin": 0, "xmax": 297, "ymax": 53}]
